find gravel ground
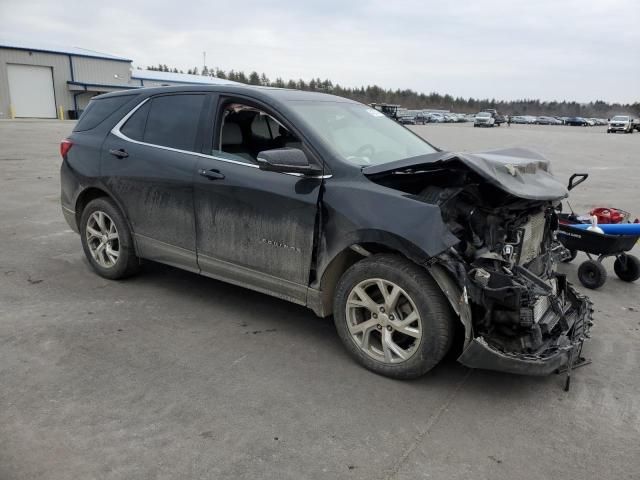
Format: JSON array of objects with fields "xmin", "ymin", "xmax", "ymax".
[{"xmin": 1, "ymin": 120, "xmax": 638, "ymax": 480}]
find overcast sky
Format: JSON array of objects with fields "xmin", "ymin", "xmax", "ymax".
[{"xmin": 1, "ymin": 0, "xmax": 638, "ymax": 103}]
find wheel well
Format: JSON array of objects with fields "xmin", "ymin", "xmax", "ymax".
[
  {"xmin": 316, "ymin": 243, "xmax": 404, "ymax": 317},
  {"xmin": 74, "ymin": 187, "xmax": 109, "ymax": 226}
]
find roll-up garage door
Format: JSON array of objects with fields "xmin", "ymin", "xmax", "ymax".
[{"xmin": 7, "ymin": 64, "xmax": 57, "ymax": 118}]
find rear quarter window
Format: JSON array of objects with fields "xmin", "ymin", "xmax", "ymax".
[{"xmin": 73, "ymin": 95, "xmax": 134, "ymax": 132}]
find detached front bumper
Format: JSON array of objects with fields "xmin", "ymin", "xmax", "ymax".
[{"xmin": 457, "ymin": 284, "xmax": 593, "ymax": 376}]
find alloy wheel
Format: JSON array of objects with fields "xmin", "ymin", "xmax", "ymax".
[
  {"xmin": 345, "ymin": 278, "xmax": 422, "ymax": 364},
  {"xmin": 86, "ymin": 211, "xmax": 120, "ymax": 268}
]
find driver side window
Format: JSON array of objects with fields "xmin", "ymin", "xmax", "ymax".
[{"xmin": 213, "ymin": 103, "xmax": 301, "ymax": 164}]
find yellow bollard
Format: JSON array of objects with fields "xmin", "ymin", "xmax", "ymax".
[
  {"xmin": 58, "ymin": 105, "xmax": 65, "ymax": 120},
  {"xmin": 9, "ymin": 104, "xmax": 15, "ymax": 119}
]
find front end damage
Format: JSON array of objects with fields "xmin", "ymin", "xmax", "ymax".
[{"xmin": 365, "ymin": 148, "xmax": 594, "ymax": 376}]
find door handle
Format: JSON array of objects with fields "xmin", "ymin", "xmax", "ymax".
[
  {"xmin": 199, "ymin": 168, "xmax": 225, "ymax": 180},
  {"xmin": 109, "ymin": 148, "xmax": 129, "ymax": 159}
]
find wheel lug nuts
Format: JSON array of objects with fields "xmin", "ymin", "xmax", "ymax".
[
  {"xmin": 376, "ymin": 324, "xmax": 382, "ymax": 330},
  {"xmin": 379, "ymin": 307, "xmax": 385, "ymax": 312},
  {"xmin": 386, "ymin": 326, "xmax": 393, "ymax": 331},
  {"xmin": 372, "ymin": 313, "xmax": 378, "ymax": 319},
  {"xmin": 389, "ymin": 314, "xmax": 394, "ymax": 320}
]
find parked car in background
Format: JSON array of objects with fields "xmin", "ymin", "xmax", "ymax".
[
  {"xmin": 633, "ymin": 118, "xmax": 640, "ymax": 132},
  {"xmin": 511, "ymin": 115, "xmax": 527, "ymax": 124},
  {"xmin": 399, "ymin": 116, "xmax": 417, "ymax": 125},
  {"xmin": 370, "ymin": 103, "xmax": 402, "ymax": 121},
  {"xmin": 535, "ymin": 116, "xmax": 557, "ymax": 125},
  {"xmin": 474, "ymin": 111, "xmax": 495, "ymax": 127},
  {"xmin": 607, "ymin": 115, "xmax": 634, "ymax": 133},
  {"xmin": 414, "ymin": 113, "xmax": 428, "ymax": 125},
  {"xmin": 428, "ymin": 113, "xmax": 446, "ymax": 123},
  {"xmin": 584, "ymin": 118, "xmax": 596, "ymax": 126},
  {"xmin": 60, "ymin": 84, "xmax": 592, "ymax": 379},
  {"xmin": 565, "ymin": 116, "xmax": 588, "ymax": 126},
  {"xmin": 482, "ymin": 108, "xmax": 505, "ymax": 125}
]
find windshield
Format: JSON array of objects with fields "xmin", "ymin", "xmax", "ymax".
[
  {"xmin": 477, "ymin": 112, "xmax": 491, "ymax": 118},
  {"xmin": 611, "ymin": 116, "xmax": 629, "ymax": 121},
  {"xmin": 288, "ymin": 102, "xmax": 437, "ymax": 166}
]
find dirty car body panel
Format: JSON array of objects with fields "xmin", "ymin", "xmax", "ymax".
[{"xmin": 61, "ymin": 84, "xmax": 592, "ymax": 377}]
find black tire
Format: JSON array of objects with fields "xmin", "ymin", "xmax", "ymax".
[
  {"xmin": 80, "ymin": 197, "xmax": 140, "ymax": 280},
  {"xmin": 562, "ymin": 249, "xmax": 578, "ymax": 263},
  {"xmin": 613, "ymin": 254, "xmax": 640, "ymax": 282},
  {"xmin": 577, "ymin": 260, "xmax": 607, "ymax": 289},
  {"xmin": 333, "ymin": 254, "xmax": 454, "ymax": 379}
]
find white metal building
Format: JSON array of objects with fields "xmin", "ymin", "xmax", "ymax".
[
  {"xmin": 0, "ymin": 41, "xmax": 238, "ymax": 119},
  {"xmin": 131, "ymin": 69, "xmax": 238, "ymax": 88}
]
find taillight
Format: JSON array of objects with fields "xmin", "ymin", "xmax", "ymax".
[{"xmin": 60, "ymin": 138, "xmax": 73, "ymax": 159}]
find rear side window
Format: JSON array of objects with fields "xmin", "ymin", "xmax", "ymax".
[
  {"xmin": 74, "ymin": 95, "xmax": 132, "ymax": 132},
  {"xmin": 120, "ymin": 101, "xmax": 151, "ymax": 141},
  {"xmin": 142, "ymin": 94, "xmax": 205, "ymax": 151}
]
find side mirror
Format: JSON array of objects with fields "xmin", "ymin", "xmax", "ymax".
[{"xmin": 256, "ymin": 148, "xmax": 322, "ymax": 175}]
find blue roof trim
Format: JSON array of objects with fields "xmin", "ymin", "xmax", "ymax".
[
  {"xmin": 0, "ymin": 45, "xmax": 132, "ymax": 63},
  {"xmin": 67, "ymin": 81, "xmax": 138, "ymax": 90}
]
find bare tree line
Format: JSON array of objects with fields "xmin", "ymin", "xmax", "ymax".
[{"xmin": 142, "ymin": 64, "xmax": 639, "ymax": 117}]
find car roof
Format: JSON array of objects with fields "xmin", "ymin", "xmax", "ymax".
[{"xmin": 94, "ymin": 84, "xmax": 358, "ymax": 105}]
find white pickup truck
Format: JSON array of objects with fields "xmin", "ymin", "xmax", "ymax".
[{"xmin": 607, "ymin": 115, "xmax": 634, "ymax": 133}]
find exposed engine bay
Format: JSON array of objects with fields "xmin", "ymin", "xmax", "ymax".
[{"xmin": 365, "ymin": 149, "xmax": 593, "ymax": 376}]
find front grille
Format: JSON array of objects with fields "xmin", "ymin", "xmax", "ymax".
[{"xmin": 519, "ymin": 212, "xmax": 546, "ymax": 265}]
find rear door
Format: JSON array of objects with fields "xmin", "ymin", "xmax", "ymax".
[
  {"xmin": 193, "ymin": 97, "xmax": 323, "ymax": 304},
  {"xmin": 101, "ymin": 93, "xmax": 209, "ymax": 271}
]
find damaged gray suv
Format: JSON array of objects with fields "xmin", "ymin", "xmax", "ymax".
[{"xmin": 60, "ymin": 85, "xmax": 593, "ymax": 380}]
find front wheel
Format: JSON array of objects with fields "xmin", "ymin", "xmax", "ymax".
[
  {"xmin": 80, "ymin": 197, "xmax": 140, "ymax": 280},
  {"xmin": 333, "ymin": 254, "xmax": 454, "ymax": 379},
  {"xmin": 577, "ymin": 259, "xmax": 607, "ymax": 289}
]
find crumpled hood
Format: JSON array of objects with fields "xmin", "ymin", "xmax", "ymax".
[{"xmin": 363, "ymin": 147, "xmax": 568, "ymax": 201}]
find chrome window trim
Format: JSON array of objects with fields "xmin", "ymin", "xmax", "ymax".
[{"xmin": 111, "ymin": 97, "xmax": 332, "ymax": 178}]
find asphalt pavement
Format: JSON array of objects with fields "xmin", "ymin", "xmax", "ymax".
[{"xmin": 1, "ymin": 120, "xmax": 638, "ymax": 479}]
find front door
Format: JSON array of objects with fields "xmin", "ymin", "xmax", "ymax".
[
  {"xmin": 193, "ymin": 100, "xmax": 323, "ymax": 304},
  {"xmin": 101, "ymin": 93, "xmax": 209, "ymax": 271}
]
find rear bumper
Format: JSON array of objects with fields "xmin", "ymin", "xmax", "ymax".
[
  {"xmin": 458, "ymin": 285, "xmax": 593, "ymax": 376},
  {"xmin": 62, "ymin": 205, "xmax": 79, "ymax": 233}
]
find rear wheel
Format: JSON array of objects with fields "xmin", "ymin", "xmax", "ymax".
[
  {"xmin": 614, "ymin": 254, "xmax": 640, "ymax": 282},
  {"xmin": 333, "ymin": 254, "xmax": 454, "ymax": 379},
  {"xmin": 577, "ymin": 260, "xmax": 607, "ymax": 289},
  {"xmin": 80, "ymin": 197, "xmax": 140, "ymax": 280}
]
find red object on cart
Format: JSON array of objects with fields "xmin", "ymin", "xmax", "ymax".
[{"xmin": 588, "ymin": 207, "xmax": 630, "ymax": 224}]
